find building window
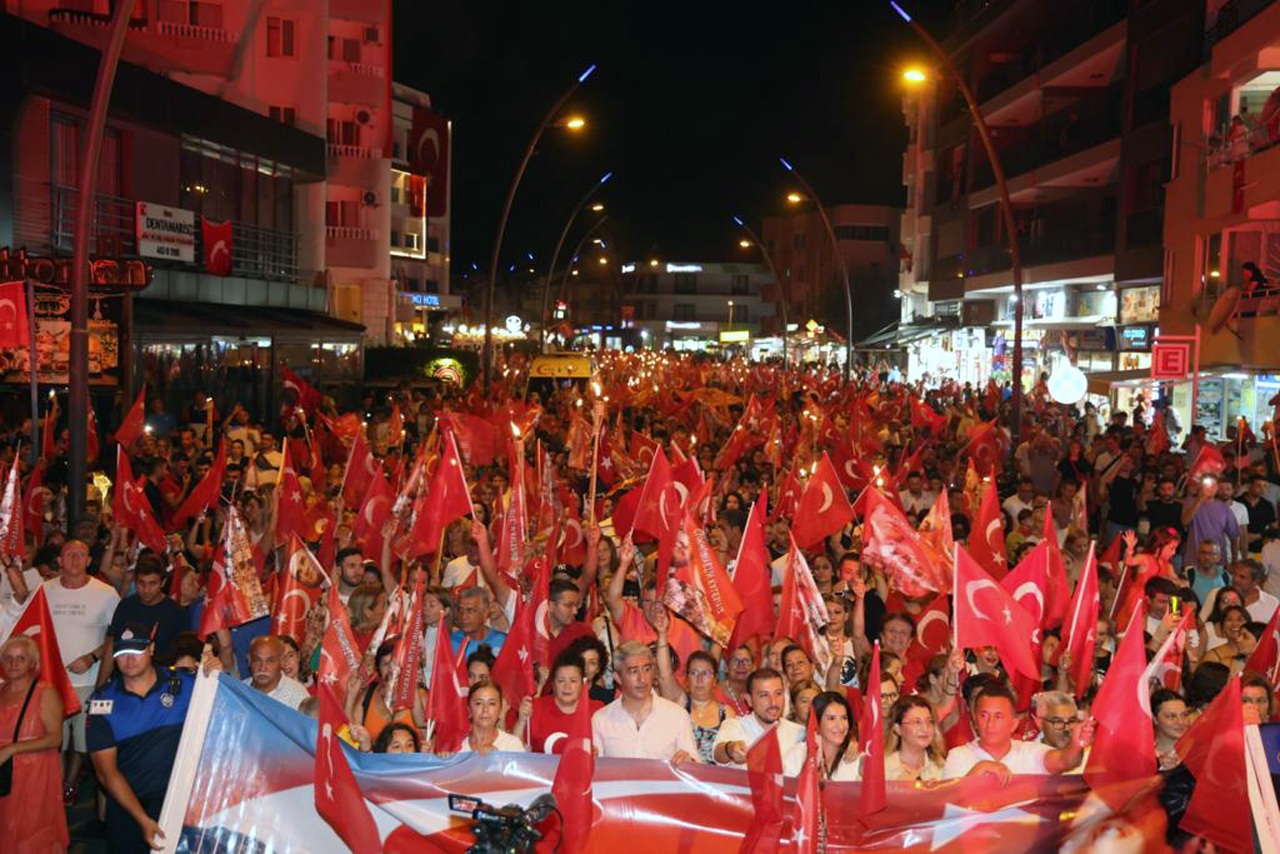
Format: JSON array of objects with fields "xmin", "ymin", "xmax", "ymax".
[
  {"xmin": 268, "ymin": 106, "xmax": 296, "ymax": 126},
  {"xmin": 834, "ymin": 224, "xmax": 890, "ymax": 242},
  {"xmin": 326, "ymin": 119, "xmax": 361, "ymax": 146},
  {"xmin": 731, "ymin": 274, "xmax": 749, "ymax": 295},
  {"xmin": 266, "ymin": 17, "xmax": 296, "ymax": 58},
  {"xmin": 673, "ymin": 272, "xmax": 697, "ymax": 293},
  {"xmin": 673, "ymin": 304, "xmax": 695, "ymax": 321}
]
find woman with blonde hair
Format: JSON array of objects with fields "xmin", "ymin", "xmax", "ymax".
[
  {"xmin": 884, "ymin": 694, "xmax": 946, "ymax": 782},
  {"xmin": 0, "ymin": 635, "xmax": 69, "ymax": 852}
]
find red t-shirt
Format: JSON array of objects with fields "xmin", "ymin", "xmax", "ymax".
[
  {"xmin": 546, "ymin": 621, "xmax": 595, "ymax": 672},
  {"xmin": 528, "ymin": 695, "xmax": 604, "ymax": 754}
]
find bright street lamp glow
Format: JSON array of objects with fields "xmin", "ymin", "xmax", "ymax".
[
  {"xmin": 786, "ymin": 192, "xmax": 803, "ymax": 204},
  {"xmin": 739, "ymin": 239, "xmax": 751, "ymax": 248},
  {"xmin": 903, "ymin": 68, "xmax": 927, "ymax": 83},
  {"xmin": 565, "ymin": 116, "xmax": 586, "ymax": 130},
  {"xmin": 598, "ymin": 256, "xmax": 608, "ymax": 265},
  {"xmin": 590, "ymin": 203, "xmax": 604, "ymax": 211},
  {"xmin": 648, "ymin": 259, "xmax": 659, "ymax": 267}
]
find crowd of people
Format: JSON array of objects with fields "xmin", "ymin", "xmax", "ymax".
[{"xmin": 0, "ymin": 352, "xmax": 1276, "ymax": 852}]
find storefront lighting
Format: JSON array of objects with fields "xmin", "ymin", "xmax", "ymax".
[{"xmin": 1210, "ymin": 270, "xmax": 1220, "ymax": 278}]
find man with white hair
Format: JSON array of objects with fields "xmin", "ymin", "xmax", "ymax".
[
  {"xmin": 1033, "ymin": 691, "xmax": 1080, "ymax": 755},
  {"xmin": 591, "ymin": 641, "xmax": 697, "ymax": 764}
]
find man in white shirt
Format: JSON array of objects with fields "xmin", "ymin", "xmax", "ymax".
[
  {"xmin": 1231, "ymin": 559, "xmax": 1279, "ymax": 623},
  {"xmin": 44, "ymin": 539, "xmax": 120, "ymax": 787},
  {"xmin": 592, "ymin": 641, "xmax": 698, "ymax": 763},
  {"xmin": 1002, "ymin": 478, "xmax": 1035, "ymax": 528},
  {"xmin": 243, "ymin": 636, "xmax": 310, "ymax": 710},
  {"xmin": 898, "ymin": 472, "xmax": 935, "ymax": 518},
  {"xmin": 942, "ymin": 684, "xmax": 1092, "ymax": 780},
  {"xmin": 713, "ymin": 668, "xmax": 804, "ymax": 766},
  {"xmin": 246, "ymin": 432, "xmax": 284, "ymax": 489}
]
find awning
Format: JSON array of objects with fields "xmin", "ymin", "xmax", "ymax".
[
  {"xmin": 856, "ymin": 318, "xmax": 959, "ymax": 349},
  {"xmin": 133, "ymin": 299, "xmax": 365, "ymax": 342},
  {"xmin": 1085, "ymin": 368, "xmax": 1154, "ymax": 396}
]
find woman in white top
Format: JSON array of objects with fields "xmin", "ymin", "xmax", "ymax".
[
  {"xmin": 783, "ymin": 691, "xmax": 861, "ymax": 781},
  {"xmin": 458, "ymin": 681, "xmax": 525, "ymax": 754},
  {"xmin": 884, "ymin": 695, "xmax": 946, "ymax": 782}
]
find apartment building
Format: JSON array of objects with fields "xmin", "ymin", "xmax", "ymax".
[
  {"xmin": 1162, "ymin": 0, "xmax": 1280, "ymax": 439},
  {"xmin": 898, "ymin": 0, "xmax": 1202, "ymax": 398},
  {"xmin": 618, "ymin": 261, "xmax": 776, "ymax": 353}
]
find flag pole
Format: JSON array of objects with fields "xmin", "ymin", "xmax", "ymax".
[
  {"xmin": 25, "ymin": 278, "xmax": 38, "ymax": 460},
  {"xmin": 1065, "ymin": 541, "xmax": 1094, "ymax": 657},
  {"xmin": 951, "ymin": 548, "xmax": 959, "ymax": 653},
  {"xmin": 587, "ymin": 394, "xmax": 604, "ymax": 527}
]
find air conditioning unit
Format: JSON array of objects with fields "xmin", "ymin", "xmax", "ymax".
[
  {"xmin": 362, "ymin": 190, "xmax": 380, "ymax": 207},
  {"xmin": 355, "ymin": 109, "xmax": 374, "ymax": 126}
]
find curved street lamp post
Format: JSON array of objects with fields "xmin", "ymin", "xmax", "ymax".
[
  {"xmin": 539, "ymin": 170, "xmax": 612, "ymax": 348},
  {"xmin": 732, "ymin": 215, "xmax": 790, "ymax": 369}
]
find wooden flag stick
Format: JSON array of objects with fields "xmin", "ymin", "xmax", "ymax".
[{"xmin": 587, "ymin": 395, "xmax": 605, "ymax": 527}]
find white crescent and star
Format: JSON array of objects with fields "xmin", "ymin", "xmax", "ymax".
[
  {"xmin": 965, "ymin": 579, "xmax": 999, "ymax": 624},
  {"xmin": 817, "ymin": 483, "xmax": 834, "ymax": 515},
  {"xmin": 1012, "ymin": 582, "xmax": 1045, "ymax": 623},
  {"xmin": 916, "ymin": 609, "xmax": 949, "ymax": 646}
]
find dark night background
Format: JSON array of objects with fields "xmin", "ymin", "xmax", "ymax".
[{"xmin": 393, "ymin": 2, "xmax": 951, "ymax": 274}]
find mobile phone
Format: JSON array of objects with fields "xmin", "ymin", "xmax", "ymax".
[{"xmin": 1170, "ymin": 596, "xmax": 1180, "ymax": 616}]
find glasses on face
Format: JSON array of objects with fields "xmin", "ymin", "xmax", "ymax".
[{"xmin": 1042, "ymin": 717, "xmax": 1072, "ymax": 728}]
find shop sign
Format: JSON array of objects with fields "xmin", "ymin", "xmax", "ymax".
[
  {"xmin": 406, "ymin": 293, "xmax": 441, "ymax": 307},
  {"xmin": 0, "ymin": 290, "xmax": 120, "ymax": 385},
  {"xmin": 135, "ymin": 202, "xmax": 195, "ymax": 262},
  {"xmin": 1071, "ymin": 327, "xmax": 1114, "ymax": 351},
  {"xmin": 0, "ymin": 247, "xmax": 151, "ymax": 291},
  {"xmin": 1118, "ymin": 324, "xmax": 1152, "ymax": 351},
  {"xmin": 719, "ymin": 330, "xmax": 749, "ymax": 343}
]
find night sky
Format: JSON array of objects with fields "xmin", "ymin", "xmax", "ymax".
[{"xmin": 393, "ymin": 2, "xmax": 950, "ymax": 275}]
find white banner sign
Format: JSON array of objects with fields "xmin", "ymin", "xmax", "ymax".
[{"xmin": 135, "ymin": 201, "xmax": 195, "ymax": 262}]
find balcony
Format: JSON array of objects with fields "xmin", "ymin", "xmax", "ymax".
[
  {"xmin": 326, "ymin": 144, "xmax": 384, "ymax": 186},
  {"xmin": 50, "ymin": 185, "xmax": 300, "ymax": 284},
  {"xmin": 938, "ymin": 216, "xmax": 1116, "ymax": 283},
  {"xmin": 48, "ymin": 6, "xmax": 236, "ymax": 77},
  {"xmin": 326, "ymin": 225, "xmax": 381, "ymax": 268},
  {"xmin": 972, "ymin": 91, "xmax": 1122, "ymax": 191},
  {"xmin": 328, "ymin": 60, "xmax": 385, "ymax": 107},
  {"xmin": 1205, "ymin": 0, "xmax": 1275, "ymax": 56},
  {"xmin": 329, "ymin": 0, "xmax": 387, "ymax": 25}
]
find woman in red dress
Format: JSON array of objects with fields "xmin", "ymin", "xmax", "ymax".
[
  {"xmin": 527, "ymin": 651, "xmax": 603, "ymax": 753},
  {"xmin": 0, "ymin": 635, "xmax": 69, "ymax": 853}
]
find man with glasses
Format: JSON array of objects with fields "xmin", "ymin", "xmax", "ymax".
[{"xmin": 1032, "ymin": 691, "xmax": 1082, "ymax": 762}]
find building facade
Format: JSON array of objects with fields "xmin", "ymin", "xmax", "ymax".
[
  {"xmin": 0, "ymin": 1, "xmax": 454, "ymax": 417},
  {"xmin": 761, "ymin": 203, "xmax": 901, "ymax": 351},
  {"xmin": 1162, "ymin": 0, "xmax": 1280, "ymax": 440},
  {"xmin": 898, "ymin": 0, "xmax": 1203, "ymax": 399},
  {"xmin": 617, "ymin": 261, "xmax": 776, "ymax": 354}
]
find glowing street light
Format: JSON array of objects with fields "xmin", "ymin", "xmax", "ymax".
[
  {"xmin": 564, "ymin": 116, "xmax": 586, "ymax": 130},
  {"xmin": 903, "ymin": 67, "xmax": 928, "ymax": 83},
  {"xmin": 738, "ymin": 239, "xmax": 751, "ymax": 248},
  {"xmin": 590, "ymin": 203, "xmax": 605, "ymax": 212},
  {"xmin": 786, "ymin": 192, "xmax": 803, "ymax": 204}
]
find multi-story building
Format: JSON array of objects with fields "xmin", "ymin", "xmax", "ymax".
[
  {"xmin": 1162, "ymin": 0, "xmax": 1280, "ymax": 439},
  {"xmin": 389, "ymin": 82, "xmax": 458, "ymax": 344},
  {"xmin": 761, "ymin": 203, "xmax": 901, "ymax": 356},
  {"xmin": 898, "ymin": 0, "xmax": 1203, "ymax": 398},
  {"xmin": 0, "ymin": 1, "xmax": 454, "ymax": 416},
  {"xmin": 617, "ymin": 261, "xmax": 776, "ymax": 353}
]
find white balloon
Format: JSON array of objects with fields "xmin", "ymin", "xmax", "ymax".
[{"xmin": 1048, "ymin": 364, "xmax": 1088, "ymax": 405}]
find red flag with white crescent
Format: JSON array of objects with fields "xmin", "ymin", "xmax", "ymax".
[
  {"xmin": 0, "ymin": 281, "xmax": 30, "ymax": 349},
  {"xmin": 273, "ymin": 534, "xmax": 325, "ymax": 642},
  {"xmin": 790, "ymin": 452, "xmax": 854, "ymax": 550},
  {"xmin": 953, "ymin": 546, "xmax": 1039, "ymax": 679}
]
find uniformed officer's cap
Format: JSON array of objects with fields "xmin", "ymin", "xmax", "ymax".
[{"xmin": 114, "ymin": 623, "xmax": 154, "ymax": 656}]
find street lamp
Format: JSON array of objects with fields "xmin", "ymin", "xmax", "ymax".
[
  {"xmin": 733, "ymin": 214, "xmax": 791, "ymax": 369},
  {"xmin": 779, "ymin": 157, "xmax": 853, "ymax": 379},
  {"xmin": 902, "ymin": 67, "xmax": 928, "ymax": 83},
  {"xmin": 70, "ymin": 0, "xmax": 136, "ymax": 525},
  {"xmin": 555, "ymin": 216, "xmax": 610, "ymax": 313},
  {"xmin": 538, "ymin": 170, "xmax": 612, "ymax": 349},
  {"xmin": 483, "ymin": 62, "xmax": 597, "ymax": 393},
  {"xmin": 727, "ymin": 300, "xmax": 735, "ymax": 330},
  {"xmin": 893, "ymin": 0, "xmax": 1026, "ymax": 455}
]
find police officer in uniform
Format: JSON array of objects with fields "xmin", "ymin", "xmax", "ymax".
[{"xmin": 87, "ymin": 623, "xmax": 218, "ymax": 852}]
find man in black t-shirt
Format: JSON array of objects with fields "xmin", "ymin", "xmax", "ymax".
[
  {"xmin": 1144, "ymin": 477, "xmax": 1186, "ymax": 540},
  {"xmin": 99, "ymin": 553, "xmax": 186, "ymax": 684}
]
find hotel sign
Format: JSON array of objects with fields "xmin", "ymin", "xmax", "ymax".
[{"xmin": 136, "ymin": 202, "xmax": 195, "ymax": 262}]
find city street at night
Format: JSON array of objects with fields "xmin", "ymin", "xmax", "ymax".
[{"xmin": 0, "ymin": 2, "xmax": 1277, "ymax": 853}]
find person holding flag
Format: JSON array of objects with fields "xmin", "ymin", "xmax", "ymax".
[{"xmin": 0, "ymin": 634, "xmax": 69, "ymax": 852}]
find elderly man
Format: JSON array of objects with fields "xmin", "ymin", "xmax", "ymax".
[
  {"xmin": 713, "ymin": 667, "xmax": 804, "ymax": 766},
  {"xmin": 243, "ymin": 636, "xmax": 309, "ymax": 710},
  {"xmin": 1032, "ymin": 691, "xmax": 1082, "ymax": 764},
  {"xmin": 451, "ymin": 587, "xmax": 507, "ymax": 658},
  {"xmin": 591, "ymin": 641, "xmax": 697, "ymax": 764},
  {"xmin": 942, "ymin": 684, "xmax": 1093, "ymax": 781}
]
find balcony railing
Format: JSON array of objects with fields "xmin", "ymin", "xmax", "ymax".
[
  {"xmin": 154, "ymin": 20, "xmax": 232, "ymax": 42},
  {"xmin": 936, "ymin": 217, "xmax": 1116, "ymax": 281},
  {"xmin": 1235, "ymin": 286, "xmax": 1280, "ymax": 320},
  {"xmin": 330, "ymin": 59, "xmax": 385, "ymax": 78},
  {"xmin": 327, "ymin": 144, "xmax": 378, "ymax": 159},
  {"xmin": 50, "ymin": 185, "xmax": 300, "ymax": 284},
  {"xmin": 1205, "ymin": 117, "xmax": 1280, "ymax": 168},
  {"xmin": 327, "ymin": 225, "xmax": 375, "ymax": 241}
]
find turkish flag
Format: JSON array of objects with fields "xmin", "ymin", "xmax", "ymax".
[
  {"xmin": 494, "ymin": 440, "xmax": 528, "ymax": 580},
  {"xmin": 969, "ymin": 478, "xmax": 1008, "ymax": 579},
  {"xmin": 829, "ymin": 444, "xmax": 875, "ymax": 493},
  {"xmin": 556, "ymin": 498, "xmax": 588, "ymax": 567},
  {"xmin": 737, "ymin": 723, "xmax": 785, "ymax": 854},
  {"xmin": 112, "ymin": 448, "xmax": 167, "ymax": 554},
  {"xmin": 341, "ymin": 429, "xmax": 378, "ymax": 508},
  {"xmin": 777, "ymin": 536, "xmax": 832, "ymax": 673},
  {"xmin": 965, "ymin": 419, "xmax": 1003, "ymax": 479},
  {"xmin": 769, "ymin": 465, "xmax": 803, "ymax": 523},
  {"xmin": 315, "ymin": 689, "xmax": 382, "ymax": 854},
  {"xmin": 1062, "ymin": 542, "xmax": 1100, "ymax": 700},
  {"xmin": 315, "ymin": 580, "xmax": 365, "ymax": 709},
  {"xmin": 953, "ymin": 546, "xmax": 1039, "ymax": 679},
  {"xmin": 727, "ymin": 495, "xmax": 773, "ymax": 651},
  {"xmin": 22, "ymin": 461, "xmax": 44, "ymax": 545},
  {"xmin": 115, "ymin": 387, "xmax": 146, "ymax": 450},
  {"xmin": 1188, "ymin": 443, "xmax": 1227, "ymax": 480},
  {"xmin": 408, "ymin": 105, "xmax": 449, "ymax": 217},
  {"xmin": 631, "ymin": 446, "xmax": 680, "ymax": 589},
  {"xmin": 909, "ymin": 396, "xmax": 947, "ymax": 437},
  {"xmin": 1150, "ymin": 610, "xmax": 1195, "ymax": 692},
  {"xmin": 0, "ymin": 281, "xmax": 29, "ymax": 349},
  {"xmin": 274, "ymin": 439, "xmax": 308, "ymax": 544},
  {"xmin": 201, "ymin": 218, "xmax": 233, "ymax": 277},
  {"xmin": 1084, "ymin": 603, "xmax": 1157, "ymax": 812},
  {"xmin": 899, "ymin": 594, "xmax": 951, "ymax": 690},
  {"xmin": 862, "ymin": 488, "xmax": 950, "ymax": 597},
  {"xmin": 170, "ymin": 439, "xmax": 226, "ymax": 529},
  {"xmin": 411, "ymin": 432, "xmax": 473, "ymax": 556},
  {"xmin": 859, "ymin": 643, "xmax": 887, "ymax": 817},
  {"xmin": 918, "ymin": 488, "xmax": 954, "ymax": 560},
  {"xmin": 490, "ymin": 580, "xmax": 538, "ymax": 709},
  {"xmin": 1000, "ymin": 539, "xmax": 1055, "ymax": 629},
  {"xmin": 629, "ymin": 432, "xmax": 659, "ymax": 470},
  {"xmin": 426, "ymin": 617, "xmax": 470, "ymax": 753},
  {"xmin": 1244, "ymin": 602, "xmax": 1280, "ymax": 686},
  {"xmin": 793, "ymin": 710, "xmax": 820, "ymax": 854},
  {"xmin": 282, "ymin": 366, "xmax": 322, "ymax": 416},
  {"xmin": 549, "ymin": 676, "xmax": 595, "ymax": 854},
  {"xmin": 1176, "ymin": 675, "xmax": 1250, "ymax": 854},
  {"xmin": 86, "ymin": 409, "xmax": 100, "ymax": 466},
  {"xmin": 666, "ymin": 513, "xmax": 743, "ymax": 647},
  {"xmin": 272, "ymin": 535, "xmax": 324, "ymax": 642},
  {"xmin": 353, "ymin": 467, "xmax": 394, "ymax": 558},
  {"xmin": 791, "ymin": 453, "xmax": 854, "ymax": 550},
  {"xmin": 0, "ymin": 454, "xmax": 22, "ymax": 560},
  {"xmin": 389, "ymin": 571, "xmax": 426, "ymax": 713},
  {"xmin": 1, "ymin": 586, "xmax": 79, "ymax": 716}
]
